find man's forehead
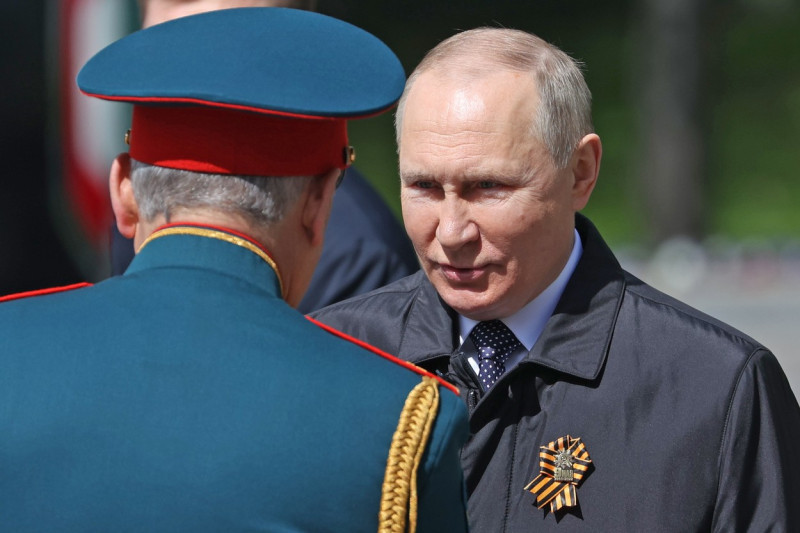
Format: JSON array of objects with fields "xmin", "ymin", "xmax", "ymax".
[
  {"xmin": 399, "ymin": 126, "xmax": 546, "ymax": 181},
  {"xmin": 404, "ymin": 70, "xmax": 538, "ymax": 127},
  {"xmin": 414, "ymin": 64, "xmax": 536, "ymax": 93}
]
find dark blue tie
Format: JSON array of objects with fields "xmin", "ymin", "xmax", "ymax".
[{"xmin": 470, "ymin": 320, "xmax": 522, "ymax": 390}]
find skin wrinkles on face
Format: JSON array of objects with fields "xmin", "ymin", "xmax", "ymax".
[{"xmin": 399, "ymin": 69, "xmax": 578, "ymax": 321}]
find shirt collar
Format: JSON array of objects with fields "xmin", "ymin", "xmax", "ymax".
[{"xmin": 458, "ymin": 228, "xmax": 583, "ymax": 350}]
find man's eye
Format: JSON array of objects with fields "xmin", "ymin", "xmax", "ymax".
[
  {"xmin": 477, "ymin": 181, "xmax": 497, "ymax": 189},
  {"xmin": 415, "ymin": 181, "xmax": 435, "ymax": 189}
]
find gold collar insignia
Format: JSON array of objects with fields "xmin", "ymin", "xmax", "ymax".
[{"xmin": 139, "ymin": 225, "xmax": 284, "ymax": 298}]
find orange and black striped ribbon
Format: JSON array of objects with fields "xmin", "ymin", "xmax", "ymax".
[{"xmin": 524, "ymin": 435, "xmax": 592, "ymax": 512}]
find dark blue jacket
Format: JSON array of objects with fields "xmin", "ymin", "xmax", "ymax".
[
  {"xmin": 299, "ymin": 167, "xmax": 418, "ymax": 313},
  {"xmin": 312, "ymin": 215, "xmax": 800, "ymax": 532},
  {"xmin": 0, "ymin": 225, "xmax": 467, "ymax": 532}
]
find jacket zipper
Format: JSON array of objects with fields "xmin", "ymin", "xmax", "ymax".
[{"xmin": 448, "ymin": 351, "xmax": 482, "ymax": 414}]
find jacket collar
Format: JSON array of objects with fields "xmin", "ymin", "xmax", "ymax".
[
  {"xmin": 399, "ymin": 215, "xmax": 625, "ymax": 381},
  {"xmin": 528, "ymin": 215, "xmax": 625, "ymax": 380},
  {"xmin": 397, "ymin": 271, "xmax": 460, "ymax": 361},
  {"xmin": 125, "ymin": 223, "xmax": 283, "ymax": 300}
]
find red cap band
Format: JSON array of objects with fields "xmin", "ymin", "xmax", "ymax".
[{"xmin": 129, "ymin": 105, "xmax": 349, "ymax": 176}]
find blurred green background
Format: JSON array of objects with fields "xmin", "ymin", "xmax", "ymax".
[
  {"xmin": 330, "ymin": 0, "xmax": 800, "ymax": 248},
  {"xmin": 0, "ymin": 0, "xmax": 798, "ymax": 296}
]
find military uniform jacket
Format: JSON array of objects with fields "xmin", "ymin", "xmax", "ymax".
[
  {"xmin": 0, "ymin": 225, "xmax": 468, "ymax": 532},
  {"xmin": 312, "ymin": 215, "xmax": 800, "ymax": 532}
]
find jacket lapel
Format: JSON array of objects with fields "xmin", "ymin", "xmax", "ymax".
[
  {"xmin": 397, "ymin": 273, "xmax": 460, "ymax": 365},
  {"xmin": 523, "ymin": 215, "xmax": 626, "ymax": 381}
]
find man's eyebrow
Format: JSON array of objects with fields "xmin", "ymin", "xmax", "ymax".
[
  {"xmin": 399, "ymin": 171, "xmax": 436, "ymax": 183},
  {"xmin": 400, "ymin": 170, "xmax": 528, "ymax": 184},
  {"xmin": 461, "ymin": 171, "xmax": 524, "ymax": 183},
  {"xmin": 461, "ymin": 171, "xmax": 503, "ymax": 179}
]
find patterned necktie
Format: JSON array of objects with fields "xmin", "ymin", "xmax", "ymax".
[{"xmin": 469, "ymin": 320, "xmax": 522, "ymax": 390}]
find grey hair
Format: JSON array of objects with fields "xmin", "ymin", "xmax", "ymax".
[
  {"xmin": 395, "ymin": 27, "xmax": 593, "ymax": 169},
  {"xmin": 130, "ymin": 159, "xmax": 311, "ymax": 226}
]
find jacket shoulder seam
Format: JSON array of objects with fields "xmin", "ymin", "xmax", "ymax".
[
  {"xmin": 711, "ymin": 346, "xmax": 770, "ymax": 525},
  {"xmin": 623, "ymin": 283, "xmax": 760, "ymax": 348}
]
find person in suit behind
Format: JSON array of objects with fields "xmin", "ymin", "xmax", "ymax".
[
  {"xmin": 311, "ymin": 27, "xmax": 800, "ymax": 531},
  {"xmin": 0, "ymin": 9, "xmax": 468, "ymax": 532},
  {"xmin": 109, "ymin": 0, "xmax": 419, "ymax": 314}
]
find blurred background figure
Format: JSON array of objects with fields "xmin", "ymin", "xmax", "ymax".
[{"xmin": 1, "ymin": 1, "xmax": 798, "ymax": 386}]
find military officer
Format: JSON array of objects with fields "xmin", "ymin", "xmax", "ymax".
[
  {"xmin": 108, "ymin": 0, "xmax": 420, "ymax": 316},
  {"xmin": 0, "ymin": 8, "xmax": 468, "ymax": 532}
]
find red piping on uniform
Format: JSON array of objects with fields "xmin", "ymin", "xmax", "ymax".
[
  {"xmin": 0, "ymin": 282, "xmax": 92, "ymax": 303},
  {"xmin": 305, "ymin": 315, "xmax": 460, "ymax": 396},
  {"xmin": 79, "ymin": 91, "xmax": 396, "ymax": 121}
]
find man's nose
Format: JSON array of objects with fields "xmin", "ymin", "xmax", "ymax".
[{"xmin": 435, "ymin": 198, "xmax": 479, "ymax": 249}]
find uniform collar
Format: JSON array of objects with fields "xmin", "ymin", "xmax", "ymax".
[
  {"xmin": 125, "ymin": 223, "xmax": 283, "ymax": 300},
  {"xmin": 400, "ymin": 214, "xmax": 625, "ymax": 382}
]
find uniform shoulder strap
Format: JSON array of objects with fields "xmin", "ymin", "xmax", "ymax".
[
  {"xmin": 0, "ymin": 282, "xmax": 91, "ymax": 303},
  {"xmin": 379, "ymin": 375, "xmax": 439, "ymax": 533}
]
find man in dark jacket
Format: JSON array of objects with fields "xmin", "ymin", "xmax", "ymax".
[{"xmin": 311, "ymin": 27, "xmax": 800, "ymax": 531}]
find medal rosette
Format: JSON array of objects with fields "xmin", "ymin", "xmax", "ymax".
[{"xmin": 524, "ymin": 435, "xmax": 592, "ymax": 512}]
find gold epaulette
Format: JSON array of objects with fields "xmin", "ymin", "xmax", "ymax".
[{"xmin": 379, "ymin": 376, "xmax": 440, "ymax": 533}]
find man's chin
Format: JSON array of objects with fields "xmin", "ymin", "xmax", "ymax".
[
  {"xmin": 439, "ymin": 290, "xmax": 501, "ymax": 321},
  {"xmin": 426, "ymin": 268, "xmax": 506, "ymax": 318}
]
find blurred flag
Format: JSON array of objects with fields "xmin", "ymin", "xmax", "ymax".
[{"xmin": 50, "ymin": 0, "xmax": 136, "ymax": 277}]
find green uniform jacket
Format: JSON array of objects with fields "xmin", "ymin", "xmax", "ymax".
[{"xmin": 0, "ymin": 224, "xmax": 469, "ymax": 532}]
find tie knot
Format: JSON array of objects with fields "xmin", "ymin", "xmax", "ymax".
[
  {"xmin": 470, "ymin": 320, "xmax": 520, "ymax": 360},
  {"xmin": 469, "ymin": 320, "xmax": 521, "ymax": 391}
]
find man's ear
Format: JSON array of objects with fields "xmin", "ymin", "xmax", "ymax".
[
  {"xmin": 109, "ymin": 153, "xmax": 139, "ymax": 239},
  {"xmin": 570, "ymin": 133, "xmax": 602, "ymax": 211},
  {"xmin": 301, "ymin": 168, "xmax": 340, "ymax": 247}
]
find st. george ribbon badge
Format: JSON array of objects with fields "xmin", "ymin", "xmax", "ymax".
[{"xmin": 524, "ymin": 435, "xmax": 592, "ymax": 513}]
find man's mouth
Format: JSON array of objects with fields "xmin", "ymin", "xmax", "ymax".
[{"xmin": 438, "ymin": 263, "xmax": 488, "ymax": 283}]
